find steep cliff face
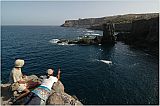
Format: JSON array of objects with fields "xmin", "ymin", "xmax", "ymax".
[
  {"xmin": 61, "ymin": 13, "xmax": 158, "ymax": 32},
  {"xmin": 116, "ymin": 17, "xmax": 159, "ymax": 56},
  {"xmin": 61, "ymin": 18, "xmax": 105, "ymax": 28},
  {"xmin": 127, "ymin": 17, "xmax": 159, "ymax": 48}
]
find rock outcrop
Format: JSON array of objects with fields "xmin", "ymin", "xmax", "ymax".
[
  {"xmin": 116, "ymin": 17, "xmax": 159, "ymax": 56},
  {"xmin": 57, "ymin": 23, "xmax": 116, "ymax": 45},
  {"xmin": 61, "ymin": 13, "xmax": 158, "ymax": 32},
  {"xmin": 101, "ymin": 23, "xmax": 115, "ymax": 45},
  {"xmin": 47, "ymin": 81, "xmax": 82, "ymax": 105},
  {"xmin": 1, "ymin": 75, "xmax": 82, "ymax": 105}
]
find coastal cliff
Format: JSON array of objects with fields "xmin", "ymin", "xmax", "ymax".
[
  {"xmin": 61, "ymin": 13, "xmax": 159, "ymax": 55},
  {"xmin": 126, "ymin": 17, "xmax": 159, "ymax": 55},
  {"xmin": 61, "ymin": 13, "xmax": 158, "ymax": 32}
]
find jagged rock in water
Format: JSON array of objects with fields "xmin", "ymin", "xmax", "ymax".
[
  {"xmin": 101, "ymin": 23, "xmax": 116, "ymax": 45},
  {"xmin": 94, "ymin": 36, "xmax": 103, "ymax": 44}
]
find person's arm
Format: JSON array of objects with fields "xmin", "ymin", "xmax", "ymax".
[
  {"xmin": 13, "ymin": 75, "xmax": 17, "ymax": 83},
  {"xmin": 18, "ymin": 80, "xmax": 26, "ymax": 84},
  {"xmin": 57, "ymin": 68, "xmax": 61, "ymax": 80},
  {"xmin": 22, "ymin": 74, "xmax": 27, "ymax": 79},
  {"xmin": 14, "ymin": 88, "xmax": 30, "ymax": 102}
]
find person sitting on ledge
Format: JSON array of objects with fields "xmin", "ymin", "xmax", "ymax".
[
  {"xmin": 9, "ymin": 59, "xmax": 40, "ymax": 103},
  {"xmin": 9, "ymin": 59, "xmax": 30, "ymax": 97},
  {"xmin": 24, "ymin": 68, "xmax": 61, "ymax": 105}
]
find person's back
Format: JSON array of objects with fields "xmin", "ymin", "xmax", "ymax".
[
  {"xmin": 31, "ymin": 75, "xmax": 58, "ymax": 102},
  {"xmin": 40, "ymin": 76, "xmax": 58, "ymax": 90},
  {"xmin": 9, "ymin": 67, "xmax": 23, "ymax": 83}
]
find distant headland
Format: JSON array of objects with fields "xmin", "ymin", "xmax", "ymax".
[
  {"xmin": 61, "ymin": 13, "xmax": 159, "ymax": 56},
  {"xmin": 61, "ymin": 13, "xmax": 158, "ymax": 31}
]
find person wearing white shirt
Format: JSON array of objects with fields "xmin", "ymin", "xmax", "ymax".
[{"xmin": 24, "ymin": 68, "xmax": 61, "ymax": 105}]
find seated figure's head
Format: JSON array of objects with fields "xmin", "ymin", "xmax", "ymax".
[{"xmin": 15, "ymin": 59, "xmax": 25, "ymax": 68}]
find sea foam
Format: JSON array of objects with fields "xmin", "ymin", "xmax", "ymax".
[
  {"xmin": 49, "ymin": 39, "xmax": 76, "ymax": 46},
  {"xmin": 97, "ymin": 59, "xmax": 112, "ymax": 64},
  {"xmin": 49, "ymin": 39, "xmax": 60, "ymax": 43}
]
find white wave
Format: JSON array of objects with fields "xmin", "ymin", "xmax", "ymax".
[
  {"xmin": 86, "ymin": 30, "xmax": 94, "ymax": 33},
  {"xmin": 91, "ymin": 33, "xmax": 100, "ymax": 36},
  {"xmin": 49, "ymin": 39, "xmax": 60, "ymax": 44},
  {"xmin": 99, "ymin": 49, "xmax": 103, "ymax": 51},
  {"xmin": 84, "ymin": 33, "xmax": 100, "ymax": 36},
  {"xmin": 49, "ymin": 39, "xmax": 76, "ymax": 46},
  {"xmin": 57, "ymin": 42, "xmax": 76, "ymax": 46},
  {"xmin": 98, "ymin": 59, "xmax": 112, "ymax": 64}
]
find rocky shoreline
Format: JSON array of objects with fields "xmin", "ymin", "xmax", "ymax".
[
  {"xmin": 1, "ymin": 75, "xmax": 83, "ymax": 105},
  {"xmin": 61, "ymin": 13, "xmax": 159, "ymax": 56},
  {"xmin": 56, "ymin": 23, "xmax": 116, "ymax": 46}
]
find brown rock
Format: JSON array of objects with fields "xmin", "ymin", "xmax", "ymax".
[
  {"xmin": 47, "ymin": 92, "xmax": 83, "ymax": 105},
  {"xmin": 52, "ymin": 81, "xmax": 65, "ymax": 93},
  {"xmin": 47, "ymin": 92, "xmax": 64, "ymax": 105}
]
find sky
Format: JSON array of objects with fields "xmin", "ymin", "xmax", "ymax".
[{"xmin": 1, "ymin": 1, "xmax": 159, "ymax": 25}]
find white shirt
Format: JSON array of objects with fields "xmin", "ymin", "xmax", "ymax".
[{"xmin": 40, "ymin": 76, "xmax": 58, "ymax": 90}]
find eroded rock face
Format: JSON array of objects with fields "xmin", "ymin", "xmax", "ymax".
[
  {"xmin": 115, "ymin": 17, "xmax": 159, "ymax": 56},
  {"xmin": 101, "ymin": 23, "xmax": 116, "ymax": 45},
  {"xmin": 127, "ymin": 17, "xmax": 159, "ymax": 55}
]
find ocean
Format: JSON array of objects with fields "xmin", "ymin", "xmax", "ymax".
[{"xmin": 1, "ymin": 26, "xmax": 158, "ymax": 104}]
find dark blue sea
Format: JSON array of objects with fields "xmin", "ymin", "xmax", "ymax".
[{"xmin": 1, "ymin": 26, "xmax": 159, "ymax": 104}]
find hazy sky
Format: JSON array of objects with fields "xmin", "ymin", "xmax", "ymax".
[{"xmin": 1, "ymin": 1, "xmax": 159, "ymax": 25}]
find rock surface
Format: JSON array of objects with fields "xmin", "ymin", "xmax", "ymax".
[
  {"xmin": 101, "ymin": 23, "xmax": 115, "ymax": 45},
  {"xmin": 1, "ymin": 75, "xmax": 83, "ymax": 105},
  {"xmin": 47, "ymin": 92, "xmax": 82, "ymax": 105},
  {"xmin": 115, "ymin": 17, "xmax": 159, "ymax": 56},
  {"xmin": 61, "ymin": 13, "xmax": 158, "ymax": 32}
]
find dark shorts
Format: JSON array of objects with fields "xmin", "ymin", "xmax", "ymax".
[{"xmin": 24, "ymin": 92, "xmax": 42, "ymax": 105}]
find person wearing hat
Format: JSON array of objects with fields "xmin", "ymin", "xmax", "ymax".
[
  {"xmin": 9, "ymin": 59, "xmax": 25, "ymax": 83},
  {"xmin": 9, "ymin": 59, "xmax": 28, "ymax": 92},
  {"xmin": 8, "ymin": 59, "xmax": 31, "ymax": 104},
  {"xmin": 24, "ymin": 68, "xmax": 61, "ymax": 105}
]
